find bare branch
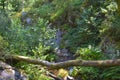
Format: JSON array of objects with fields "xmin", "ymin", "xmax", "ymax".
[{"xmin": 4, "ymin": 54, "xmax": 120, "ymax": 69}]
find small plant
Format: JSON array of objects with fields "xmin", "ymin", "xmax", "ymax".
[
  {"xmin": 76, "ymin": 45, "xmax": 103, "ymax": 60},
  {"xmin": 32, "ymin": 45, "xmax": 57, "ymax": 61},
  {"xmin": 71, "ymin": 66, "xmax": 100, "ymax": 80}
]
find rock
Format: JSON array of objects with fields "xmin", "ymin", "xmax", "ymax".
[
  {"xmin": 1, "ymin": 68, "xmax": 15, "ymax": 80},
  {"xmin": 0, "ymin": 61, "xmax": 27, "ymax": 80}
]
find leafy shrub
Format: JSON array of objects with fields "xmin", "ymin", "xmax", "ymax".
[
  {"xmin": 71, "ymin": 67, "xmax": 100, "ymax": 80},
  {"xmin": 15, "ymin": 62, "xmax": 53, "ymax": 80},
  {"xmin": 0, "ymin": 10, "xmax": 11, "ymax": 36},
  {"xmin": 32, "ymin": 45, "xmax": 57, "ymax": 61},
  {"xmin": 2, "ymin": 17, "xmax": 56, "ymax": 55},
  {"xmin": 76, "ymin": 45, "xmax": 103, "ymax": 60}
]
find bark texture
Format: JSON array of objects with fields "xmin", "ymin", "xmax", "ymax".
[{"xmin": 3, "ymin": 54, "xmax": 120, "ymax": 69}]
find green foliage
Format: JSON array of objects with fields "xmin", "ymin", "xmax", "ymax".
[
  {"xmin": 31, "ymin": 3, "xmax": 53, "ymax": 19},
  {"xmin": 15, "ymin": 62, "xmax": 53, "ymax": 80},
  {"xmin": 71, "ymin": 46, "xmax": 103, "ymax": 80},
  {"xmin": 101, "ymin": 67, "xmax": 120, "ymax": 80},
  {"xmin": 2, "ymin": 17, "xmax": 56, "ymax": 55},
  {"xmin": 72, "ymin": 66, "xmax": 120, "ymax": 80},
  {"xmin": 8, "ymin": 0, "xmax": 23, "ymax": 11},
  {"xmin": 71, "ymin": 67, "xmax": 100, "ymax": 80},
  {"xmin": 71, "ymin": 66, "xmax": 120, "ymax": 80},
  {"xmin": 63, "ymin": 26, "xmax": 100, "ymax": 52},
  {"xmin": 32, "ymin": 45, "xmax": 57, "ymax": 61},
  {"xmin": 76, "ymin": 45, "xmax": 102, "ymax": 60},
  {"xmin": 62, "ymin": 0, "xmax": 108, "ymax": 51},
  {"xmin": 71, "ymin": 45, "xmax": 120, "ymax": 80},
  {"xmin": 0, "ymin": 36, "xmax": 8, "ymax": 51},
  {"xmin": 0, "ymin": 0, "xmax": 120, "ymax": 80},
  {"xmin": 0, "ymin": 10, "xmax": 11, "ymax": 36}
]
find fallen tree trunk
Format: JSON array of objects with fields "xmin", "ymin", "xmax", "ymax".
[{"xmin": 3, "ymin": 54, "xmax": 120, "ymax": 69}]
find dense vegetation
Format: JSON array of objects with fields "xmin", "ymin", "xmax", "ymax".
[{"xmin": 0, "ymin": 0, "xmax": 120, "ymax": 80}]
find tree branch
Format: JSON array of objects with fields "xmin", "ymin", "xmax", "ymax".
[{"xmin": 4, "ymin": 54, "xmax": 120, "ymax": 69}]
